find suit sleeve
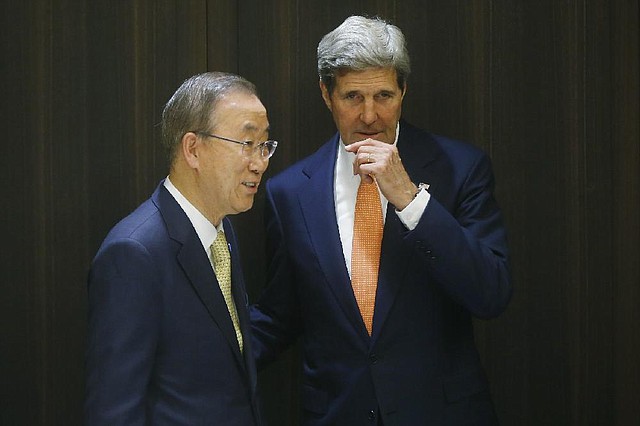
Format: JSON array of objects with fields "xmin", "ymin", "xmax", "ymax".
[
  {"xmin": 407, "ymin": 152, "xmax": 512, "ymax": 319},
  {"xmin": 85, "ymin": 238, "xmax": 161, "ymax": 425},
  {"xmin": 250, "ymin": 181, "xmax": 303, "ymax": 370}
]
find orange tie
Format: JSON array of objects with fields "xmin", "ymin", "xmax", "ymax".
[{"xmin": 351, "ymin": 178, "xmax": 384, "ymax": 335}]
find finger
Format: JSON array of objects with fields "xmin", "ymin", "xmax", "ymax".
[
  {"xmin": 345, "ymin": 138, "xmax": 381, "ymax": 152},
  {"xmin": 365, "ymin": 152, "xmax": 374, "ymax": 164},
  {"xmin": 353, "ymin": 154, "xmax": 369, "ymax": 175}
]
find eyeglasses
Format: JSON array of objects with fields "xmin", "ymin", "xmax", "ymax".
[{"xmin": 193, "ymin": 131, "xmax": 278, "ymax": 159}]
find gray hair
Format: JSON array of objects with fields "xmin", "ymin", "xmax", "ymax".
[
  {"xmin": 161, "ymin": 72, "xmax": 258, "ymax": 163},
  {"xmin": 317, "ymin": 15, "xmax": 411, "ymax": 94}
]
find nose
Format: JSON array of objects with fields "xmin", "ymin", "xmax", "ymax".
[
  {"xmin": 359, "ymin": 99, "xmax": 378, "ymax": 125},
  {"xmin": 248, "ymin": 154, "xmax": 269, "ymax": 174}
]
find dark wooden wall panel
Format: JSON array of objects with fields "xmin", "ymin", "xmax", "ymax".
[
  {"xmin": 206, "ymin": 0, "xmax": 238, "ymax": 71},
  {"xmin": 2, "ymin": 0, "xmax": 638, "ymax": 424},
  {"xmin": 1, "ymin": 0, "xmax": 90, "ymax": 424},
  {"xmin": 611, "ymin": 1, "xmax": 640, "ymax": 422}
]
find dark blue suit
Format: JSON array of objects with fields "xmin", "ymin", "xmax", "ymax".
[
  {"xmin": 86, "ymin": 182, "xmax": 261, "ymax": 425},
  {"xmin": 251, "ymin": 121, "xmax": 511, "ymax": 425}
]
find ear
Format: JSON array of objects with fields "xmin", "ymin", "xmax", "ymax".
[
  {"xmin": 181, "ymin": 131, "xmax": 200, "ymax": 169},
  {"xmin": 401, "ymin": 83, "xmax": 407, "ymax": 100},
  {"xmin": 319, "ymin": 79, "xmax": 333, "ymax": 112}
]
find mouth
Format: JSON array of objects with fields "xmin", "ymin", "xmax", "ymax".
[
  {"xmin": 242, "ymin": 181, "xmax": 259, "ymax": 191},
  {"xmin": 356, "ymin": 130, "xmax": 383, "ymax": 139}
]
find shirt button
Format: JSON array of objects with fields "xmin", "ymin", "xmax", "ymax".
[{"xmin": 368, "ymin": 410, "xmax": 377, "ymax": 421}]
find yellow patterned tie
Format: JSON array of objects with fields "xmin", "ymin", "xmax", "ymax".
[
  {"xmin": 210, "ymin": 230, "xmax": 243, "ymax": 352},
  {"xmin": 351, "ymin": 178, "xmax": 384, "ymax": 335}
]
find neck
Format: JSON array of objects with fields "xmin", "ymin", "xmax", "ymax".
[{"xmin": 168, "ymin": 168, "xmax": 223, "ymax": 227}]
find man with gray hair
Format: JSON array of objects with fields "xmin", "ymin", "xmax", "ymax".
[
  {"xmin": 252, "ymin": 16, "xmax": 511, "ymax": 425},
  {"xmin": 86, "ymin": 72, "xmax": 276, "ymax": 425}
]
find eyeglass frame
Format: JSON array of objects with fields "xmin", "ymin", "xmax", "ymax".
[{"xmin": 191, "ymin": 131, "xmax": 278, "ymax": 159}]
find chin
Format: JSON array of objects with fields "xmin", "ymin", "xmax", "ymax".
[{"xmin": 238, "ymin": 202, "xmax": 254, "ymax": 214}]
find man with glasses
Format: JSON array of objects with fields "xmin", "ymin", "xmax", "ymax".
[
  {"xmin": 85, "ymin": 72, "xmax": 275, "ymax": 425},
  {"xmin": 251, "ymin": 16, "xmax": 511, "ymax": 425}
]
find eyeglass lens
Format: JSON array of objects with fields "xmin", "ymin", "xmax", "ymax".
[{"xmin": 244, "ymin": 141, "xmax": 277, "ymax": 158}]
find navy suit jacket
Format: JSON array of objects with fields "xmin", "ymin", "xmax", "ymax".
[
  {"xmin": 85, "ymin": 181, "xmax": 261, "ymax": 425},
  {"xmin": 251, "ymin": 121, "xmax": 512, "ymax": 426}
]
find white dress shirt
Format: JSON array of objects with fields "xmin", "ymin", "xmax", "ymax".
[{"xmin": 334, "ymin": 123, "xmax": 431, "ymax": 277}]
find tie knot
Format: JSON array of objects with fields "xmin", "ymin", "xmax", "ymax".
[
  {"xmin": 215, "ymin": 230, "xmax": 227, "ymax": 246},
  {"xmin": 355, "ymin": 179, "xmax": 382, "ymax": 219},
  {"xmin": 358, "ymin": 179, "xmax": 378, "ymax": 193},
  {"xmin": 211, "ymin": 230, "xmax": 230, "ymax": 267}
]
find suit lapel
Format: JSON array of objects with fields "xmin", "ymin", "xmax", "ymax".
[
  {"xmin": 154, "ymin": 184, "xmax": 246, "ymax": 369},
  {"xmin": 177, "ymin": 239, "xmax": 245, "ymax": 365},
  {"xmin": 370, "ymin": 207, "xmax": 411, "ymax": 341},
  {"xmin": 297, "ymin": 138, "xmax": 367, "ymax": 335}
]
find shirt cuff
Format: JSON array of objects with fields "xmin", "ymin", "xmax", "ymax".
[{"xmin": 396, "ymin": 188, "xmax": 430, "ymax": 230}]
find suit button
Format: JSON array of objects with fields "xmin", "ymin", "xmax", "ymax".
[
  {"xmin": 368, "ymin": 410, "xmax": 377, "ymax": 421},
  {"xmin": 369, "ymin": 353, "xmax": 378, "ymax": 364}
]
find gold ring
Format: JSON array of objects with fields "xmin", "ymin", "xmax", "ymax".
[{"xmin": 367, "ymin": 153, "xmax": 372, "ymax": 163}]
